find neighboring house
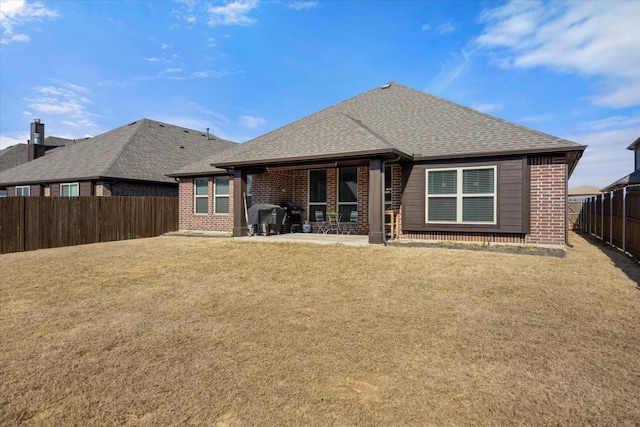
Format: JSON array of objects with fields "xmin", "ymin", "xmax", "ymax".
[
  {"xmin": 0, "ymin": 118, "xmax": 236, "ymax": 197},
  {"xmin": 170, "ymin": 82, "xmax": 586, "ymax": 246},
  {"xmin": 601, "ymin": 136, "xmax": 640, "ymax": 192}
]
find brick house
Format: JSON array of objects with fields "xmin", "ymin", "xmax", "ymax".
[
  {"xmin": 170, "ymin": 82, "xmax": 586, "ymax": 246},
  {"xmin": 0, "ymin": 118, "xmax": 236, "ymax": 197}
]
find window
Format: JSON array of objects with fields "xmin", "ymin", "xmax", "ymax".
[
  {"xmin": 309, "ymin": 169, "xmax": 326, "ymax": 220},
  {"xmin": 338, "ymin": 167, "xmax": 357, "ymax": 221},
  {"xmin": 385, "ymin": 165, "xmax": 392, "ymax": 211},
  {"xmin": 15, "ymin": 186, "xmax": 30, "ymax": 196},
  {"xmin": 194, "ymin": 178, "xmax": 208, "ymax": 214},
  {"xmin": 214, "ymin": 177, "xmax": 229, "ymax": 214},
  {"xmin": 246, "ymin": 175, "xmax": 253, "ymax": 208},
  {"xmin": 60, "ymin": 183, "xmax": 79, "ymax": 197},
  {"xmin": 426, "ymin": 167, "xmax": 496, "ymax": 224}
]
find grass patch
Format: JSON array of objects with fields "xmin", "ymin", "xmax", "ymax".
[{"xmin": 1, "ymin": 232, "xmax": 638, "ymax": 426}]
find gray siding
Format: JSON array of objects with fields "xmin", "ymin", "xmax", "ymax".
[{"xmin": 402, "ymin": 157, "xmax": 529, "ymax": 234}]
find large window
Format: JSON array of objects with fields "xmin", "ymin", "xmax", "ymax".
[
  {"xmin": 426, "ymin": 167, "xmax": 496, "ymax": 224},
  {"xmin": 338, "ymin": 167, "xmax": 357, "ymax": 221},
  {"xmin": 214, "ymin": 177, "xmax": 229, "ymax": 214},
  {"xmin": 60, "ymin": 183, "xmax": 79, "ymax": 197},
  {"xmin": 309, "ymin": 169, "xmax": 327, "ymax": 221},
  {"xmin": 15, "ymin": 186, "xmax": 30, "ymax": 196},
  {"xmin": 194, "ymin": 178, "xmax": 208, "ymax": 214}
]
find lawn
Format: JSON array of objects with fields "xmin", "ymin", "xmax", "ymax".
[{"xmin": 1, "ymin": 232, "xmax": 638, "ymax": 426}]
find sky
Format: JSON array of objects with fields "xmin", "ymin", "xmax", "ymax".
[{"xmin": 1, "ymin": 0, "xmax": 639, "ymax": 189}]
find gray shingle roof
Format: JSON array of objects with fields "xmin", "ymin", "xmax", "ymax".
[
  {"xmin": 0, "ymin": 119, "xmax": 236, "ymax": 186},
  {"xmin": 0, "ymin": 144, "xmax": 29, "ymax": 174},
  {"xmin": 180, "ymin": 82, "xmax": 584, "ymax": 174}
]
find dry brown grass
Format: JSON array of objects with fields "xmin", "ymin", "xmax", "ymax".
[{"xmin": 1, "ymin": 232, "xmax": 638, "ymax": 426}]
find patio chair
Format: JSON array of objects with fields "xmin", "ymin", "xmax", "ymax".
[
  {"xmin": 315, "ymin": 210, "xmax": 328, "ymax": 234},
  {"xmin": 343, "ymin": 210, "xmax": 357, "ymax": 235}
]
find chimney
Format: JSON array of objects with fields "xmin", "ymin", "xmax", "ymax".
[{"xmin": 28, "ymin": 119, "xmax": 46, "ymax": 161}]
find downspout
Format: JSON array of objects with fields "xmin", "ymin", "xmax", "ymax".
[{"xmin": 381, "ymin": 155, "xmax": 402, "ymax": 245}]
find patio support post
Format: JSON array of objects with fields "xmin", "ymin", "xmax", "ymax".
[
  {"xmin": 368, "ymin": 158, "xmax": 384, "ymax": 244},
  {"xmin": 232, "ymin": 168, "xmax": 248, "ymax": 237}
]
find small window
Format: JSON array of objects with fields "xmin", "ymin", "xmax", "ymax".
[
  {"xmin": 15, "ymin": 186, "xmax": 30, "ymax": 196},
  {"xmin": 194, "ymin": 178, "xmax": 208, "ymax": 214},
  {"xmin": 246, "ymin": 175, "xmax": 253, "ymax": 208},
  {"xmin": 60, "ymin": 183, "xmax": 79, "ymax": 197},
  {"xmin": 426, "ymin": 167, "xmax": 496, "ymax": 224},
  {"xmin": 309, "ymin": 169, "xmax": 327, "ymax": 220},
  {"xmin": 214, "ymin": 177, "xmax": 229, "ymax": 214}
]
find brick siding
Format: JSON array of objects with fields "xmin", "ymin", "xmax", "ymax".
[{"xmin": 178, "ymin": 176, "xmax": 234, "ymax": 232}]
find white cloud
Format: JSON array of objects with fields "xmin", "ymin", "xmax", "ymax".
[
  {"xmin": 471, "ymin": 103, "xmax": 502, "ymax": 113},
  {"xmin": 0, "ymin": 0, "xmax": 60, "ymax": 44},
  {"xmin": 22, "ymin": 82, "xmax": 98, "ymax": 130},
  {"xmin": 0, "ymin": 133, "xmax": 28, "ymax": 150},
  {"xmin": 286, "ymin": 1, "xmax": 318, "ymax": 11},
  {"xmin": 426, "ymin": 49, "xmax": 471, "ymax": 94},
  {"xmin": 421, "ymin": 24, "xmax": 431, "ymax": 31},
  {"xmin": 238, "ymin": 115, "xmax": 266, "ymax": 129},
  {"xmin": 476, "ymin": 0, "xmax": 640, "ymax": 108},
  {"xmin": 207, "ymin": 0, "xmax": 258, "ymax": 27},
  {"xmin": 437, "ymin": 22, "xmax": 456, "ymax": 34},
  {"xmin": 565, "ymin": 125, "xmax": 640, "ymax": 188}
]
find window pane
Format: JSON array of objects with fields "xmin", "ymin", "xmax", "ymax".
[
  {"xmin": 463, "ymin": 169, "xmax": 494, "ymax": 194},
  {"xmin": 195, "ymin": 178, "xmax": 208, "ymax": 195},
  {"xmin": 428, "ymin": 170, "xmax": 457, "ymax": 195},
  {"xmin": 215, "ymin": 177, "xmax": 229, "ymax": 195},
  {"xmin": 309, "ymin": 170, "xmax": 326, "ymax": 203},
  {"xmin": 61, "ymin": 185, "xmax": 69, "ymax": 197},
  {"xmin": 428, "ymin": 197, "xmax": 457, "ymax": 221},
  {"xmin": 463, "ymin": 197, "xmax": 494, "ymax": 222},
  {"xmin": 338, "ymin": 205, "xmax": 356, "ymax": 222},
  {"xmin": 195, "ymin": 197, "xmax": 208, "ymax": 214},
  {"xmin": 339, "ymin": 167, "xmax": 357, "ymax": 203},
  {"xmin": 215, "ymin": 196, "xmax": 229, "ymax": 214},
  {"xmin": 70, "ymin": 184, "xmax": 78, "ymax": 197},
  {"xmin": 310, "ymin": 205, "xmax": 326, "ymax": 222}
]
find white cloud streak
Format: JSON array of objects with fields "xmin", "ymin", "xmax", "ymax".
[
  {"xmin": 476, "ymin": 0, "xmax": 640, "ymax": 108},
  {"xmin": 22, "ymin": 82, "xmax": 99, "ymax": 131},
  {"xmin": 238, "ymin": 115, "xmax": 266, "ymax": 129},
  {"xmin": 0, "ymin": 0, "xmax": 60, "ymax": 44},
  {"xmin": 207, "ymin": 0, "xmax": 258, "ymax": 27}
]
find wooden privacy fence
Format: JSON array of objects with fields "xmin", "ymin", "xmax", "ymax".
[
  {"xmin": 0, "ymin": 196, "xmax": 178, "ymax": 254},
  {"xmin": 574, "ymin": 185, "xmax": 640, "ymax": 261}
]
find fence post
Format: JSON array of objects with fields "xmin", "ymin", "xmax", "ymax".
[
  {"xmin": 609, "ymin": 191, "xmax": 613, "ymax": 245},
  {"xmin": 622, "ymin": 187, "xmax": 627, "ymax": 254}
]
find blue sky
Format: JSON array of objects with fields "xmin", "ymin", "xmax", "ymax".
[{"xmin": 1, "ymin": 0, "xmax": 639, "ymax": 189}]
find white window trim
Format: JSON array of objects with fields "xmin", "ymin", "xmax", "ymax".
[
  {"xmin": 425, "ymin": 166, "xmax": 497, "ymax": 225},
  {"xmin": 60, "ymin": 182, "xmax": 79, "ymax": 197},
  {"xmin": 308, "ymin": 169, "xmax": 327, "ymax": 221},
  {"xmin": 214, "ymin": 176, "xmax": 230, "ymax": 215},
  {"xmin": 15, "ymin": 186, "xmax": 30, "ymax": 196},
  {"xmin": 194, "ymin": 178, "xmax": 209, "ymax": 215},
  {"xmin": 337, "ymin": 167, "xmax": 358, "ymax": 217}
]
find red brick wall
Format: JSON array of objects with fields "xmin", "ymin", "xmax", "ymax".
[
  {"xmin": 178, "ymin": 176, "xmax": 234, "ymax": 232},
  {"xmin": 526, "ymin": 156, "xmax": 567, "ymax": 245}
]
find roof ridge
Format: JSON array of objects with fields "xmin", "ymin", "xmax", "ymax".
[
  {"xmin": 338, "ymin": 112, "xmax": 395, "ymax": 149},
  {"xmin": 102, "ymin": 118, "xmax": 145, "ymax": 177}
]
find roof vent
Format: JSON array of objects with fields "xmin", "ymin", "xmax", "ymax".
[
  {"xmin": 380, "ymin": 83, "xmax": 392, "ymax": 89},
  {"xmin": 179, "ymin": 144, "xmax": 185, "ymax": 149}
]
